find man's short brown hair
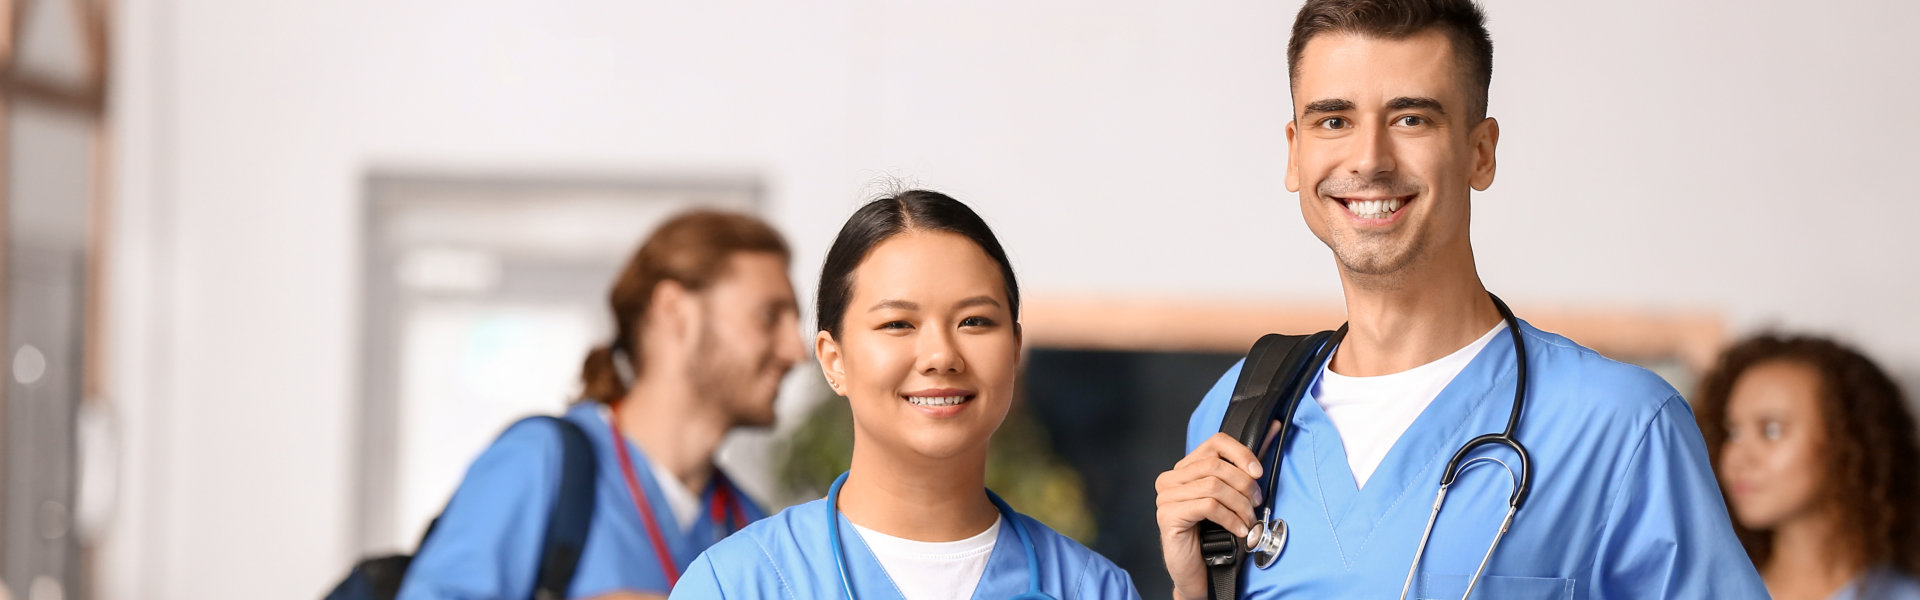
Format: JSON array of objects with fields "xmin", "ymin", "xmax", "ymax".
[{"xmin": 1287, "ymin": 0, "xmax": 1495, "ymax": 120}]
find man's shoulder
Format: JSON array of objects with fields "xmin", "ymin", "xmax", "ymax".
[
  {"xmin": 470, "ymin": 413, "xmax": 586, "ymax": 474},
  {"xmin": 1516, "ymin": 321, "xmax": 1685, "ymax": 423}
]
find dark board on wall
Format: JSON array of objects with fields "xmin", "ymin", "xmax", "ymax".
[{"xmin": 1023, "ymin": 348, "xmax": 1243, "ymax": 600}]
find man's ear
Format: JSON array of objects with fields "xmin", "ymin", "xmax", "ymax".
[
  {"xmin": 1469, "ymin": 117, "xmax": 1499, "ymax": 191},
  {"xmin": 1285, "ymin": 119, "xmax": 1302, "ymax": 192},
  {"xmin": 650, "ymin": 279, "xmax": 701, "ymax": 348},
  {"xmin": 816, "ymin": 330, "xmax": 847, "ymax": 397}
]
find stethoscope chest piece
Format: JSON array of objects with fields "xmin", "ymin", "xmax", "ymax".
[{"xmin": 1247, "ymin": 509, "xmax": 1287, "ymax": 569}]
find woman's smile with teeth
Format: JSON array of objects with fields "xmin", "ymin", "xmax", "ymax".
[{"xmin": 906, "ymin": 395, "xmax": 970, "ymax": 407}]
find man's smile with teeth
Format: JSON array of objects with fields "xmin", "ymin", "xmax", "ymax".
[{"xmin": 1340, "ymin": 196, "xmax": 1408, "ymax": 219}]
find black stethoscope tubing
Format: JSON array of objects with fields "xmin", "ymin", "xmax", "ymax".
[{"xmin": 1255, "ymin": 292, "xmax": 1533, "ymax": 528}]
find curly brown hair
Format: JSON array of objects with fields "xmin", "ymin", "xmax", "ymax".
[{"xmin": 1694, "ymin": 333, "xmax": 1920, "ymax": 574}]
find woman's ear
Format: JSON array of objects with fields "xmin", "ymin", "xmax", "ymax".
[{"xmin": 816, "ymin": 330, "xmax": 847, "ymax": 397}]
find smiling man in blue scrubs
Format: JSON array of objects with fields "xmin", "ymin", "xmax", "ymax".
[
  {"xmin": 1152, "ymin": 1, "xmax": 1768, "ymax": 598},
  {"xmin": 399, "ymin": 211, "xmax": 804, "ymax": 599}
]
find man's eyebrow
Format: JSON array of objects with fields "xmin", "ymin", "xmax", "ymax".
[
  {"xmin": 1387, "ymin": 96, "xmax": 1447, "ymax": 115},
  {"xmin": 868, "ymin": 299, "xmax": 918, "ymax": 312},
  {"xmin": 1302, "ymin": 99, "xmax": 1354, "ymax": 115}
]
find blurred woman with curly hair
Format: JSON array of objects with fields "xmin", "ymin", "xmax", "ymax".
[{"xmin": 1696, "ymin": 334, "xmax": 1920, "ymax": 600}]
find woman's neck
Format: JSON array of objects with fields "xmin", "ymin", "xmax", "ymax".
[
  {"xmin": 836, "ymin": 440, "xmax": 999, "ymax": 542},
  {"xmin": 1764, "ymin": 511, "xmax": 1866, "ymax": 600}
]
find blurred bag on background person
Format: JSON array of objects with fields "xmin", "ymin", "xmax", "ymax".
[{"xmin": 325, "ymin": 416, "xmax": 596, "ymax": 600}]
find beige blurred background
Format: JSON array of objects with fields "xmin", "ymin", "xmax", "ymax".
[{"xmin": 3, "ymin": 0, "xmax": 1917, "ymax": 598}]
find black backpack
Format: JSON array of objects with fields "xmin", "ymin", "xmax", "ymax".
[
  {"xmin": 325, "ymin": 416, "xmax": 599, "ymax": 600},
  {"xmin": 1198, "ymin": 331, "xmax": 1339, "ymax": 600}
]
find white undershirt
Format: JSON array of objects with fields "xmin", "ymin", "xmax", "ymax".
[
  {"xmin": 645, "ymin": 454, "xmax": 702, "ymax": 529},
  {"xmin": 598, "ymin": 405, "xmax": 702, "ymax": 529},
  {"xmin": 1312, "ymin": 322, "xmax": 1507, "ymax": 489},
  {"xmin": 850, "ymin": 518, "xmax": 1001, "ymax": 600}
]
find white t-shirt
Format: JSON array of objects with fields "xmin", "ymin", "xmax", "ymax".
[
  {"xmin": 1312, "ymin": 322, "xmax": 1507, "ymax": 489},
  {"xmin": 850, "ymin": 518, "xmax": 1001, "ymax": 600},
  {"xmin": 646, "ymin": 454, "xmax": 702, "ymax": 529}
]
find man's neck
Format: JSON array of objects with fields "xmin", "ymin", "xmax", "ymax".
[
  {"xmin": 1763, "ymin": 511, "xmax": 1863, "ymax": 600},
  {"xmin": 837, "ymin": 436, "xmax": 999, "ymax": 543},
  {"xmin": 1332, "ymin": 257, "xmax": 1501, "ymax": 377},
  {"xmin": 616, "ymin": 374, "xmax": 730, "ymax": 494}
]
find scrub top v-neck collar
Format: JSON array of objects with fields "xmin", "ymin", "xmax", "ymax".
[{"xmin": 1287, "ymin": 327, "xmax": 1522, "ymax": 569}]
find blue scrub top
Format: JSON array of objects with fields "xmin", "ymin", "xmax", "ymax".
[
  {"xmin": 1832, "ymin": 565, "xmax": 1920, "ymax": 600},
  {"xmin": 398, "ymin": 403, "xmax": 767, "ymax": 599},
  {"xmin": 1186, "ymin": 319, "xmax": 1768, "ymax": 599},
  {"xmin": 669, "ymin": 496, "xmax": 1140, "ymax": 599}
]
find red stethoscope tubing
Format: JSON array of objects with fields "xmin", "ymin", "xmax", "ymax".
[{"xmin": 606, "ymin": 406, "xmax": 747, "ymax": 587}]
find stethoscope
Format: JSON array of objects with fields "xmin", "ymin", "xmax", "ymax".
[
  {"xmin": 825, "ymin": 471, "xmax": 1054, "ymax": 600},
  {"xmin": 1241, "ymin": 293, "xmax": 1532, "ymax": 600}
]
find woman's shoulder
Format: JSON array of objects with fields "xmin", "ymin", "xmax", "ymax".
[
  {"xmin": 702, "ymin": 498, "xmax": 832, "ymax": 563},
  {"xmin": 1003, "ymin": 512, "xmax": 1138, "ymax": 598},
  {"xmin": 671, "ymin": 499, "xmax": 836, "ymax": 599}
]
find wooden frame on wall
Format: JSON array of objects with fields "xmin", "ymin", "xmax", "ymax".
[
  {"xmin": 0, "ymin": 0, "xmax": 115, "ymax": 440},
  {"xmin": 1, "ymin": 0, "xmax": 112, "ymax": 596},
  {"xmin": 1022, "ymin": 296, "xmax": 1727, "ymax": 375}
]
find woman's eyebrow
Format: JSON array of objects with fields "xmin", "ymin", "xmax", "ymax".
[
  {"xmin": 868, "ymin": 299, "xmax": 918, "ymax": 312},
  {"xmin": 869, "ymin": 297, "xmax": 1002, "ymax": 312},
  {"xmin": 954, "ymin": 296, "xmax": 1003, "ymax": 310}
]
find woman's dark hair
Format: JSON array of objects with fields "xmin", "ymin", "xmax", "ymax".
[
  {"xmin": 578, "ymin": 210, "xmax": 789, "ymax": 403},
  {"xmin": 815, "ymin": 189, "xmax": 1019, "ymax": 338},
  {"xmin": 1694, "ymin": 333, "xmax": 1920, "ymax": 574}
]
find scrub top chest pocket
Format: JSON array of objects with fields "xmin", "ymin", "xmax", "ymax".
[{"xmin": 1415, "ymin": 574, "xmax": 1575, "ymax": 599}]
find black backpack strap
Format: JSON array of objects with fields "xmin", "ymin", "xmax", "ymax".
[
  {"xmin": 1198, "ymin": 330, "xmax": 1338, "ymax": 600},
  {"xmin": 530, "ymin": 416, "xmax": 598, "ymax": 600}
]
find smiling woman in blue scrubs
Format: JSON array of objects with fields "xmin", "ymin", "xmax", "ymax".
[{"xmin": 670, "ymin": 191, "xmax": 1138, "ymax": 600}]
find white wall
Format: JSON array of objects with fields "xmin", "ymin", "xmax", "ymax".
[{"xmin": 101, "ymin": 1, "xmax": 1920, "ymax": 597}]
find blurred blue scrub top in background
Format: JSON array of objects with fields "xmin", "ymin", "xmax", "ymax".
[
  {"xmin": 1831, "ymin": 565, "xmax": 1920, "ymax": 600},
  {"xmin": 1185, "ymin": 320, "xmax": 1769, "ymax": 599},
  {"xmin": 399, "ymin": 403, "xmax": 766, "ymax": 599}
]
